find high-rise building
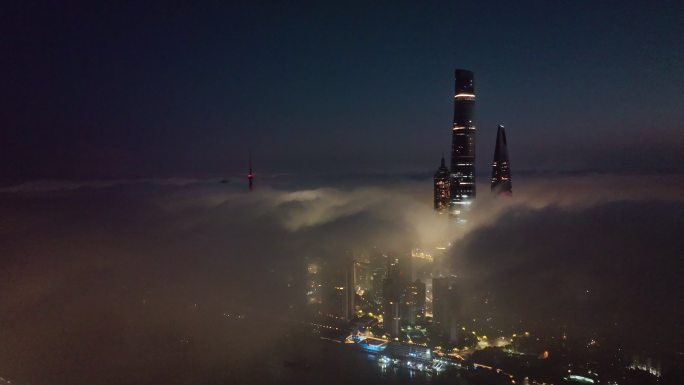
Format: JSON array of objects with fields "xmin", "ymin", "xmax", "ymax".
[
  {"xmin": 345, "ymin": 259, "xmax": 356, "ymax": 320},
  {"xmin": 370, "ymin": 267, "xmax": 385, "ymax": 304},
  {"xmin": 491, "ymin": 125, "xmax": 512, "ymax": 196},
  {"xmin": 368, "ymin": 251, "xmax": 388, "ymax": 305},
  {"xmin": 305, "ymin": 259, "xmax": 323, "ymax": 306},
  {"xmin": 433, "ymin": 155, "xmax": 450, "ymax": 212},
  {"xmin": 313, "ymin": 258, "xmax": 356, "ymax": 321},
  {"xmin": 432, "ymin": 277, "xmax": 459, "ymax": 343},
  {"xmin": 354, "ymin": 258, "xmax": 372, "ymax": 293},
  {"xmin": 382, "ymin": 276, "xmax": 402, "ymax": 336},
  {"xmin": 450, "ymin": 69, "xmax": 476, "ymax": 217},
  {"xmin": 401, "ymin": 279, "xmax": 426, "ymax": 326}
]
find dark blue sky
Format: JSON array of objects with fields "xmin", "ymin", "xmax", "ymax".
[{"xmin": 2, "ymin": 1, "xmax": 683, "ymax": 183}]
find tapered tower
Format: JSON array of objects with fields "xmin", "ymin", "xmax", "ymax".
[
  {"xmin": 449, "ymin": 69, "xmax": 476, "ymax": 217},
  {"xmin": 491, "ymin": 125, "xmax": 512, "ymax": 196}
]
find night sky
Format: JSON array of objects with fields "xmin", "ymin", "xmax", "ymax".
[{"xmin": 3, "ymin": 1, "xmax": 683, "ymax": 184}]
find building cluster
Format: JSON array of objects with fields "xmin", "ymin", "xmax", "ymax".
[
  {"xmin": 304, "ymin": 69, "xmax": 514, "ymax": 347},
  {"xmin": 434, "ymin": 69, "xmax": 512, "ymax": 217},
  {"xmin": 304, "ymin": 247, "xmax": 467, "ymax": 349},
  {"xmin": 299, "ymin": 70, "xmax": 671, "ymax": 384}
]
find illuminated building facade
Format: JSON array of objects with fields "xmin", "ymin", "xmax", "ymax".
[
  {"xmin": 491, "ymin": 125, "xmax": 512, "ymax": 196},
  {"xmin": 386, "ymin": 342, "xmax": 432, "ymax": 363},
  {"xmin": 433, "ymin": 156, "xmax": 450, "ymax": 212},
  {"xmin": 449, "ymin": 69, "xmax": 476, "ymax": 217}
]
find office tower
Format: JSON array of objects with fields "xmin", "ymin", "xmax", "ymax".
[
  {"xmin": 382, "ymin": 277, "xmax": 401, "ymax": 336},
  {"xmin": 382, "ymin": 252, "xmax": 415, "ymax": 334},
  {"xmin": 401, "ymin": 279, "xmax": 426, "ymax": 326},
  {"xmin": 327, "ymin": 282, "xmax": 347, "ymax": 320},
  {"xmin": 316, "ymin": 259, "xmax": 354, "ymax": 320},
  {"xmin": 345, "ymin": 259, "xmax": 356, "ymax": 320},
  {"xmin": 491, "ymin": 125, "xmax": 512, "ymax": 196},
  {"xmin": 433, "ymin": 155, "xmax": 450, "ymax": 212},
  {"xmin": 370, "ymin": 268, "xmax": 385, "ymax": 304},
  {"xmin": 432, "ymin": 277, "xmax": 459, "ymax": 343},
  {"xmin": 354, "ymin": 258, "xmax": 372, "ymax": 293},
  {"xmin": 450, "ymin": 69, "xmax": 476, "ymax": 217},
  {"xmin": 305, "ymin": 259, "xmax": 323, "ymax": 306},
  {"xmin": 368, "ymin": 251, "xmax": 388, "ymax": 305}
]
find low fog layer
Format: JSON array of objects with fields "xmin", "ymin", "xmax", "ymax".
[{"xmin": 0, "ymin": 174, "xmax": 682, "ymax": 384}]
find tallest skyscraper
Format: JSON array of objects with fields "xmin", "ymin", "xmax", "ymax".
[{"xmin": 449, "ymin": 69, "xmax": 476, "ymax": 217}]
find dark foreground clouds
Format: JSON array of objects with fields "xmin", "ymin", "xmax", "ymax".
[
  {"xmin": 0, "ymin": 180, "xmax": 454, "ymax": 384},
  {"xmin": 0, "ymin": 175, "xmax": 682, "ymax": 384},
  {"xmin": 452, "ymin": 201, "xmax": 684, "ymax": 353}
]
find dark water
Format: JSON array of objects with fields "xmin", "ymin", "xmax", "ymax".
[{"xmin": 249, "ymin": 332, "xmax": 475, "ymax": 385}]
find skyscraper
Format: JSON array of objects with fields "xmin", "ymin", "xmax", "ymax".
[
  {"xmin": 491, "ymin": 125, "xmax": 512, "ymax": 196},
  {"xmin": 433, "ymin": 155, "xmax": 450, "ymax": 212},
  {"xmin": 305, "ymin": 259, "xmax": 323, "ymax": 306},
  {"xmin": 432, "ymin": 277, "xmax": 459, "ymax": 343},
  {"xmin": 450, "ymin": 69, "xmax": 476, "ymax": 217},
  {"xmin": 401, "ymin": 279, "xmax": 426, "ymax": 326},
  {"xmin": 382, "ymin": 253, "xmax": 411, "ymax": 336},
  {"xmin": 345, "ymin": 258, "xmax": 356, "ymax": 320},
  {"xmin": 382, "ymin": 276, "xmax": 401, "ymax": 336}
]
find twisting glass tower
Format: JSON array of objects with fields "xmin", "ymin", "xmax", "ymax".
[
  {"xmin": 491, "ymin": 125, "xmax": 512, "ymax": 196},
  {"xmin": 449, "ymin": 69, "xmax": 476, "ymax": 217}
]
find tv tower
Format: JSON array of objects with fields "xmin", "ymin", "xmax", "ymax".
[{"xmin": 247, "ymin": 151, "xmax": 254, "ymax": 191}]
